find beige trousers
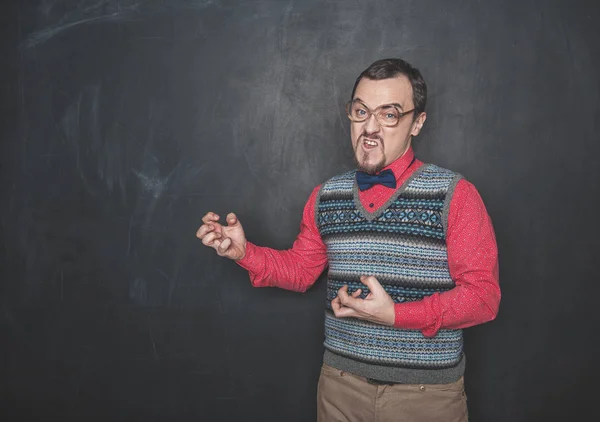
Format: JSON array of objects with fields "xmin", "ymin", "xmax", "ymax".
[{"xmin": 317, "ymin": 364, "xmax": 468, "ymax": 422}]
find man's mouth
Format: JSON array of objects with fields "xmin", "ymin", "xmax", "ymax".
[{"xmin": 362, "ymin": 138, "xmax": 380, "ymax": 148}]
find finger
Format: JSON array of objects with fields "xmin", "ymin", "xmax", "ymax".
[
  {"xmin": 337, "ymin": 285, "xmax": 349, "ymax": 301},
  {"xmin": 210, "ymin": 238, "xmax": 222, "ymax": 251},
  {"xmin": 351, "ymin": 288, "xmax": 362, "ymax": 298},
  {"xmin": 333, "ymin": 304, "xmax": 359, "ymax": 319},
  {"xmin": 360, "ymin": 275, "xmax": 385, "ymax": 294},
  {"xmin": 331, "ymin": 296, "xmax": 342, "ymax": 312},
  {"xmin": 201, "ymin": 231, "xmax": 222, "ymax": 246},
  {"xmin": 338, "ymin": 286, "xmax": 362, "ymax": 311},
  {"xmin": 217, "ymin": 237, "xmax": 232, "ymax": 255},
  {"xmin": 202, "ymin": 212, "xmax": 220, "ymax": 224},
  {"xmin": 196, "ymin": 224, "xmax": 215, "ymax": 239}
]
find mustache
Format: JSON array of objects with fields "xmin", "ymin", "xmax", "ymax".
[{"xmin": 360, "ymin": 132, "xmax": 383, "ymax": 142}]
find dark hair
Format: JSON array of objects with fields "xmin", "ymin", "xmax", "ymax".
[{"xmin": 350, "ymin": 58, "xmax": 427, "ymax": 118}]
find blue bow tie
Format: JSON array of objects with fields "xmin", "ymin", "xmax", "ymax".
[{"xmin": 356, "ymin": 169, "xmax": 397, "ymax": 191}]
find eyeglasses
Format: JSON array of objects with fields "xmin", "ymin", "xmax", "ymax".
[{"xmin": 345, "ymin": 99, "xmax": 415, "ymax": 127}]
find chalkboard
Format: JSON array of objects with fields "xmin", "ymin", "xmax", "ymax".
[{"xmin": 1, "ymin": 1, "xmax": 599, "ymax": 421}]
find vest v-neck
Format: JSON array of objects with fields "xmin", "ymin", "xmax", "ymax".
[{"xmin": 352, "ymin": 164, "xmax": 431, "ymax": 222}]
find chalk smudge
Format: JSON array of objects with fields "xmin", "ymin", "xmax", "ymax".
[{"xmin": 22, "ymin": 0, "xmax": 221, "ymax": 49}]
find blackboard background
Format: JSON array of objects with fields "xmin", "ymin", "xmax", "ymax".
[{"xmin": 1, "ymin": 1, "xmax": 599, "ymax": 421}]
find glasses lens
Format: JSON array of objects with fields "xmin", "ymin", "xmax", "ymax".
[
  {"xmin": 347, "ymin": 101, "xmax": 402, "ymax": 126},
  {"xmin": 377, "ymin": 106, "xmax": 400, "ymax": 126},
  {"xmin": 349, "ymin": 101, "xmax": 369, "ymax": 122}
]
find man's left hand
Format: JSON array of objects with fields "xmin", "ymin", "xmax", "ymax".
[{"xmin": 331, "ymin": 275, "xmax": 395, "ymax": 326}]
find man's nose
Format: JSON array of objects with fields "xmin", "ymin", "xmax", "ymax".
[{"xmin": 364, "ymin": 112, "xmax": 381, "ymax": 133}]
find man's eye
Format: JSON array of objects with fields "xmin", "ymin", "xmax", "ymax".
[{"xmin": 357, "ymin": 109, "xmax": 367, "ymax": 116}]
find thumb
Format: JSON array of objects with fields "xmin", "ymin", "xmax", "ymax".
[{"xmin": 226, "ymin": 212, "xmax": 242, "ymax": 228}]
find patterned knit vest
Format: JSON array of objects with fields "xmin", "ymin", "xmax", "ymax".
[{"xmin": 317, "ymin": 164, "xmax": 463, "ymax": 371}]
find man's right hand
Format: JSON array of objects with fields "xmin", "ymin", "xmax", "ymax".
[{"xmin": 196, "ymin": 212, "xmax": 247, "ymax": 261}]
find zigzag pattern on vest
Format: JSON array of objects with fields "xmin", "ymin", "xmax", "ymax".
[{"xmin": 317, "ymin": 164, "xmax": 463, "ymax": 369}]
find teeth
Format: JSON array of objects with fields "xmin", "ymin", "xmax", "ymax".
[{"xmin": 364, "ymin": 140, "xmax": 378, "ymax": 146}]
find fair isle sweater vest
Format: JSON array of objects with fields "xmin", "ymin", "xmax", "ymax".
[{"xmin": 316, "ymin": 164, "xmax": 466, "ymax": 384}]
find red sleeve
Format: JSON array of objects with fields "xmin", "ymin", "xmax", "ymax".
[
  {"xmin": 235, "ymin": 185, "xmax": 328, "ymax": 292},
  {"xmin": 394, "ymin": 179, "xmax": 501, "ymax": 337}
]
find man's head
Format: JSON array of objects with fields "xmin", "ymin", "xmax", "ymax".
[{"xmin": 349, "ymin": 58, "xmax": 427, "ymax": 174}]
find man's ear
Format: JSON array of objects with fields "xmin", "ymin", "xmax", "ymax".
[{"xmin": 411, "ymin": 112, "xmax": 427, "ymax": 137}]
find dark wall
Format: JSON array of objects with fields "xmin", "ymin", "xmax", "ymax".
[{"xmin": 1, "ymin": 1, "xmax": 599, "ymax": 421}]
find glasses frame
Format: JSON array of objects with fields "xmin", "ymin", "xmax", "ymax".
[{"xmin": 345, "ymin": 99, "xmax": 415, "ymax": 127}]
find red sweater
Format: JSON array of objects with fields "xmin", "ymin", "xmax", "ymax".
[{"xmin": 237, "ymin": 148, "xmax": 500, "ymax": 337}]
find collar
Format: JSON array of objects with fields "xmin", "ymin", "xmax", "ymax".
[{"xmin": 381, "ymin": 147, "xmax": 415, "ymax": 184}]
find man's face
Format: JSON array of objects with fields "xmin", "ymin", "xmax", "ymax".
[{"xmin": 351, "ymin": 76, "xmax": 426, "ymax": 174}]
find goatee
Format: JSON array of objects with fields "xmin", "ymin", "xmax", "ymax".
[
  {"xmin": 354, "ymin": 139, "xmax": 386, "ymax": 175},
  {"xmin": 354, "ymin": 154, "xmax": 386, "ymax": 175}
]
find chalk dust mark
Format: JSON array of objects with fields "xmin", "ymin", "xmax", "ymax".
[
  {"xmin": 127, "ymin": 213, "xmax": 134, "ymax": 255},
  {"xmin": 22, "ymin": 0, "xmax": 222, "ymax": 49},
  {"xmin": 156, "ymin": 267, "xmax": 177, "ymax": 308},
  {"xmin": 132, "ymin": 149, "xmax": 180, "ymax": 200},
  {"xmin": 133, "ymin": 170, "xmax": 167, "ymax": 199},
  {"xmin": 38, "ymin": 0, "xmax": 58, "ymax": 17},
  {"xmin": 147, "ymin": 315, "xmax": 159, "ymax": 361},
  {"xmin": 23, "ymin": 1, "xmax": 141, "ymax": 49},
  {"xmin": 331, "ymin": 70, "xmax": 348, "ymax": 138},
  {"xmin": 69, "ymin": 356, "xmax": 88, "ymax": 410},
  {"xmin": 129, "ymin": 277, "xmax": 147, "ymax": 304},
  {"xmin": 25, "ymin": 15, "xmax": 121, "ymax": 49},
  {"xmin": 155, "ymin": 268, "xmax": 174, "ymax": 308},
  {"xmin": 59, "ymin": 87, "xmax": 113, "ymax": 197}
]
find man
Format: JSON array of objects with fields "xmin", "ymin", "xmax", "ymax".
[{"xmin": 197, "ymin": 58, "xmax": 500, "ymax": 422}]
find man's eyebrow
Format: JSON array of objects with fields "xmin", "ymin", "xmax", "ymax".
[
  {"xmin": 381, "ymin": 103, "xmax": 404, "ymax": 110},
  {"xmin": 353, "ymin": 97, "xmax": 404, "ymax": 110}
]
